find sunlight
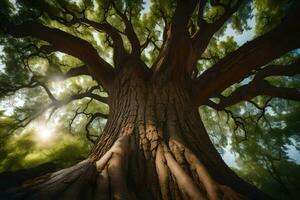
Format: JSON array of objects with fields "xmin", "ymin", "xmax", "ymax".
[
  {"xmin": 38, "ymin": 127, "xmax": 52, "ymax": 141},
  {"xmin": 8, "ymin": 0, "xmax": 20, "ymax": 14},
  {"xmin": 50, "ymin": 81, "xmax": 65, "ymax": 96},
  {"xmin": 33, "ymin": 118, "xmax": 57, "ymax": 143},
  {"xmin": 55, "ymin": 52, "xmax": 65, "ymax": 60},
  {"xmin": 0, "ymin": 96, "xmax": 25, "ymax": 116},
  {"xmin": 92, "ymin": 31, "xmax": 101, "ymax": 46}
]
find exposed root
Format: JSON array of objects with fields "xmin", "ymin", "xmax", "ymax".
[
  {"xmin": 3, "ymin": 134, "xmax": 251, "ymax": 200},
  {"xmin": 162, "ymin": 143, "xmax": 206, "ymax": 200},
  {"xmin": 93, "ymin": 167, "xmax": 109, "ymax": 200},
  {"xmin": 60, "ymin": 163, "xmax": 97, "ymax": 200},
  {"xmin": 156, "ymin": 145, "xmax": 170, "ymax": 200},
  {"xmin": 219, "ymin": 185, "xmax": 249, "ymax": 200},
  {"xmin": 184, "ymin": 146, "xmax": 220, "ymax": 200},
  {"xmin": 95, "ymin": 152, "xmax": 112, "ymax": 171},
  {"xmin": 167, "ymin": 140, "xmax": 249, "ymax": 200},
  {"xmin": 107, "ymin": 136, "xmax": 132, "ymax": 200}
]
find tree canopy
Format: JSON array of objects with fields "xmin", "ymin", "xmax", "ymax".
[{"xmin": 0, "ymin": 0, "xmax": 300, "ymax": 199}]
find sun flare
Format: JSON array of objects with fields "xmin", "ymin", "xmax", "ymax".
[
  {"xmin": 38, "ymin": 126, "xmax": 52, "ymax": 141},
  {"xmin": 33, "ymin": 118, "xmax": 56, "ymax": 143}
]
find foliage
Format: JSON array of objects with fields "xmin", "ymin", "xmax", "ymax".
[{"xmin": 0, "ymin": 115, "xmax": 90, "ymax": 172}]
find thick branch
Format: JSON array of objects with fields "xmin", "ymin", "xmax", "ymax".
[
  {"xmin": 193, "ymin": 2, "xmax": 300, "ymax": 105},
  {"xmin": 261, "ymin": 83, "xmax": 300, "ymax": 101},
  {"xmin": 253, "ymin": 61, "xmax": 300, "ymax": 81},
  {"xmin": 0, "ymin": 18, "xmax": 115, "ymax": 91},
  {"xmin": 188, "ymin": 0, "xmax": 244, "ymax": 74},
  {"xmin": 171, "ymin": 0, "xmax": 198, "ymax": 35},
  {"xmin": 208, "ymin": 81, "xmax": 300, "ymax": 111},
  {"xmin": 193, "ymin": 0, "xmax": 244, "ymax": 50},
  {"xmin": 63, "ymin": 65, "xmax": 89, "ymax": 78},
  {"xmin": 152, "ymin": 0, "xmax": 197, "ymax": 80},
  {"xmin": 22, "ymin": 0, "xmax": 127, "ymax": 69},
  {"xmin": 206, "ymin": 61, "xmax": 300, "ymax": 109},
  {"xmin": 111, "ymin": 2, "xmax": 140, "ymax": 57},
  {"xmin": 80, "ymin": 18, "xmax": 127, "ymax": 68}
]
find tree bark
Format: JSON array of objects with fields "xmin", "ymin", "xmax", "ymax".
[{"xmin": 2, "ymin": 69, "xmax": 271, "ymax": 200}]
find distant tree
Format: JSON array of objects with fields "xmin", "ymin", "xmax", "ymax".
[{"xmin": 0, "ymin": 0, "xmax": 300, "ymax": 199}]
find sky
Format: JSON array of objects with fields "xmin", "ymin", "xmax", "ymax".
[
  {"xmin": 223, "ymin": 144, "xmax": 239, "ymax": 168},
  {"xmin": 141, "ymin": 0, "xmax": 151, "ymax": 16}
]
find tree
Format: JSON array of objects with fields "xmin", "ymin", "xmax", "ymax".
[{"xmin": 0, "ymin": 0, "xmax": 299, "ymax": 199}]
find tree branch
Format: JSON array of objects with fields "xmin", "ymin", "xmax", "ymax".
[
  {"xmin": 0, "ymin": 64, "xmax": 90, "ymax": 97},
  {"xmin": 193, "ymin": 2, "xmax": 300, "ymax": 105},
  {"xmin": 85, "ymin": 112, "xmax": 108, "ymax": 143},
  {"xmin": 197, "ymin": 0, "xmax": 208, "ymax": 27},
  {"xmin": 80, "ymin": 18, "xmax": 127, "ymax": 68},
  {"xmin": 159, "ymin": 7, "xmax": 170, "ymax": 45},
  {"xmin": 0, "ymin": 77, "xmax": 38, "ymax": 96},
  {"xmin": 152, "ymin": 0, "xmax": 198, "ymax": 80},
  {"xmin": 58, "ymin": 88, "xmax": 108, "ymax": 105},
  {"xmin": 22, "ymin": 0, "xmax": 127, "ymax": 69},
  {"xmin": 111, "ymin": 1, "xmax": 141, "ymax": 57},
  {"xmin": 68, "ymin": 99, "xmax": 108, "ymax": 143},
  {"xmin": 63, "ymin": 65, "xmax": 89, "ymax": 78},
  {"xmin": 205, "ymin": 60, "xmax": 300, "ymax": 109},
  {"xmin": 0, "ymin": 17, "xmax": 115, "ymax": 91},
  {"xmin": 259, "ymin": 82, "xmax": 300, "ymax": 102},
  {"xmin": 10, "ymin": 87, "xmax": 108, "ymax": 133},
  {"xmin": 171, "ymin": 0, "xmax": 198, "ymax": 34},
  {"xmin": 34, "ymin": 65, "xmax": 90, "ymax": 85},
  {"xmin": 188, "ymin": 0, "xmax": 244, "ymax": 74},
  {"xmin": 253, "ymin": 61, "xmax": 300, "ymax": 81}
]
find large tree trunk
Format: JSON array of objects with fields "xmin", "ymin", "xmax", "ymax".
[{"xmin": 2, "ymin": 70, "xmax": 270, "ymax": 200}]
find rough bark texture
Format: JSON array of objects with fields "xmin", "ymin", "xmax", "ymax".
[{"xmin": 1, "ymin": 68, "xmax": 270, "ymax": 200}]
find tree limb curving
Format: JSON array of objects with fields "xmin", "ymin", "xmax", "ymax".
[
  {"xmin": 192, "ymin": 2, "xmax": 300, "ymax": 106},
  {"xmin": 205, "ymin": 60, "xmax": 300, "ymax": 110},
  {"xmin": 0, "ymin": 17, "xmax": 115, "ymax": 91}
]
